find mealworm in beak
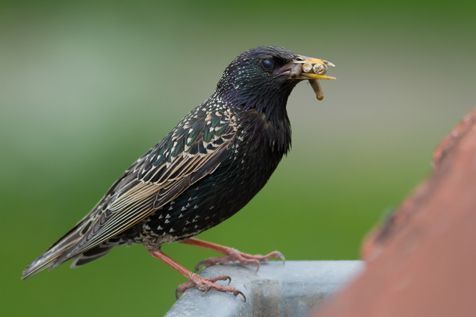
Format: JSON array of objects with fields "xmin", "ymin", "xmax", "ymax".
[
  {"xmin": 302, "ymin": 63, "xmax": 313, "ymax": 73},
  {"xmin": 313, "ymin": 63, "xmax": 326, "ymax": 75},
  {"xmin": 309, "ymin": 79, "xmax": 324, "ymax": 101}
]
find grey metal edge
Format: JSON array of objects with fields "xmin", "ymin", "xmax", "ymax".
[{"xmin": 166, "ymin": 260, "xmax": 363, "ymax": 317}]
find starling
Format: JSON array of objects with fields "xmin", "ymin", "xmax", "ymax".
[{"xmin": 22, "ymin": 46, "xmax": 335, "ymax": 298}]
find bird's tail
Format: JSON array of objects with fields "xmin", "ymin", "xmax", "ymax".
[{"xmin": 21, "ymin": 221, "xmax": 88, "ymax": 280}]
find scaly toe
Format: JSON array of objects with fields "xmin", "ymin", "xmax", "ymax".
[
  {"xmin": 176, "ymin": 273, "xmax": 245, "ymax": 301},
  {"xmin": 194, "ymin": 249, "xmax": 286, "ymax": 273},
  {"xmin": 176, "ymin": 280, "xmax": 194, "ymax": 298},
  {"xmin": 207, "ymin": 274, "xmax": 232, "ymax": 285},
  {"xmin": 267, "ymin": 251, "xmax": 285, "ymax": 262},
  {"xmin": 194, "ymin": 256, "xmax": 232, "ymax": 272}
]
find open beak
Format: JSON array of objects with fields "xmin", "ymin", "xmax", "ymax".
[{"xmin": 278, "ymin": 55, "xmax": 336, "ymax": 101}]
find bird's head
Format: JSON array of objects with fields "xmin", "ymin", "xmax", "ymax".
[{"xmin": 215, "ymin": 46, "xmax": 335, "ymax": 117}]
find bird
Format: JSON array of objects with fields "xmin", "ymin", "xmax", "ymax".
[{"xmin": 22, "ymin": 46, "xmax": 335, "ymax": 299}]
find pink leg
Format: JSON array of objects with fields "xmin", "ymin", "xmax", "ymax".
[
  {"xmin": 180, "ymin": 238, "xmax": 285, "ymax": 272},
  {"xmin": 149, "ymin": 249, "xmax": 245, "ymax": 300}
]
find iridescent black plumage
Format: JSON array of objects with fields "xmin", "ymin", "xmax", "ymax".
[{"xmin": 23, "ymin": 46, "xmax": 330, "ymax": 279}]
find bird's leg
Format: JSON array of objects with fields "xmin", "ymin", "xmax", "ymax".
[
  {"xmin": 181, "ymin": 238, "xmax": 285, "ymax": 272},
  {"xmin": 148, "ymin": 249, "xmax": 245, "ymax": 300}
]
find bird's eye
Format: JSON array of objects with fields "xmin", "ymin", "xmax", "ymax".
[{"xmin": 261, "ymin": 58, "xmax": 274, "ymax": 70}]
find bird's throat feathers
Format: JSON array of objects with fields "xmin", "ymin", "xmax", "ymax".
[
  {"xmin": 216, "ymin": 79, "xmax": 295, "ymax": 125},
  {"xmin": 214, "ymin": 81, "xmax": 294, "ymax": 155},
  {"xmin": 213, "ymin": 90, "xmax": 293, "ymax": 156}
]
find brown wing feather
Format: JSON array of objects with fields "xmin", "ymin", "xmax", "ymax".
[
  {"xmin": 68, "ymin": 145, "xmax": 231, "ymax": 258},
  {"xmin": 22, "ymin": 106, "xmax": 237, "ymax": 279},
  {"xmin": 59, "ymin": 108, "xmax": 237, "ymax": 261}
]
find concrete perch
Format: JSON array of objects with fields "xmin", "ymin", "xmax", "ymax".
[{"xmin": 166, "ymin": 261, "xmax": 363, "ymax": 317}]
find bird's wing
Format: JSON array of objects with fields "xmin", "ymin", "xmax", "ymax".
[
  {"xmin": 64, "ymin": 107, "xmax": 238, "ymax": 259},
  {"xmin": 23, "ymin": 106, "xmax": 238, "ymax": 279}
]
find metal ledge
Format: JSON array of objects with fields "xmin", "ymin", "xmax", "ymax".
[{"xmin": 166, "ymin": 261, "xmax": 363, "ymax": 317}]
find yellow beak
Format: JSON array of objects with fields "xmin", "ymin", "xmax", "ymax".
[
  {"xmin": 293, "ymin": 56, "xmax": 336, "ymax": 80},
  {"xmin": 286, "ymin": 55, "xmax": 336, "ymax": 101}
]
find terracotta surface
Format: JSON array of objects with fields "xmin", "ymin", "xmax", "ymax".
[{"xmin": 313, "ymin": 109, "xmax": 476, "ymax": 317}]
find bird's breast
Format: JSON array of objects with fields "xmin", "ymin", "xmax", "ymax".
[{"xmin": 129, "ymin": 108, "xmax": 290, "ymax": 245}]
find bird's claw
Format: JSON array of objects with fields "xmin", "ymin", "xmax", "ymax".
[
  {"xmin": 195, "ymin": 255, "xmax": 260, "ymax": 272},
  {"xmin": 176, "ymin": 274, "xmax": 246, "ymax": 301},
  {"xmin": 194, "ymin": 249, "xmax": 285, "ymax": 272}
]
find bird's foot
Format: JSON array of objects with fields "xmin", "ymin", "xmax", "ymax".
[
  {"xmin": 195, "ymin": 248, "xmax": 285, "ymax": 272},
  {"xmin": 176, "ymin": 273, "xmax": 246, "ymax": 301}
]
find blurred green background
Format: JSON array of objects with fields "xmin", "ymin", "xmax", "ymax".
[{"xmin": 1, "ymin": 0, "xmax": 475, "ymax": 316}]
